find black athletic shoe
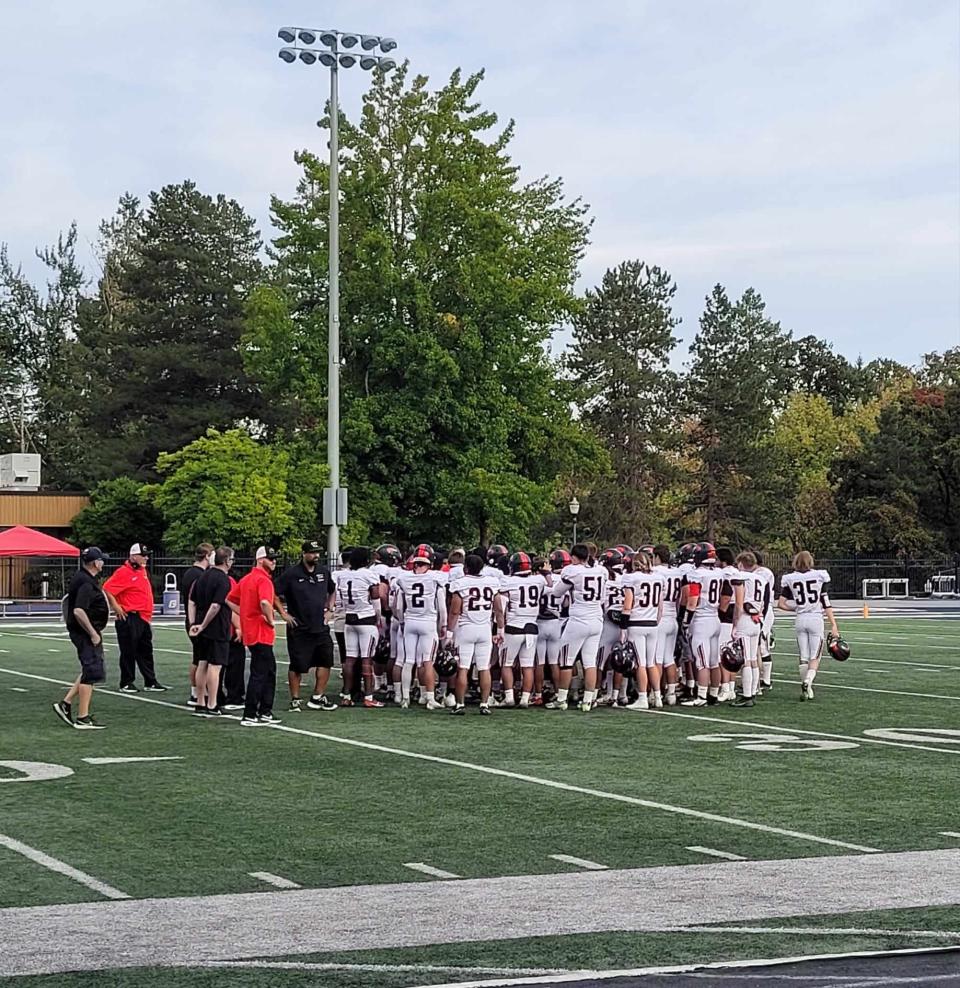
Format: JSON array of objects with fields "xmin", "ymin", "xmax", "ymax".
[
  {"xmin": 732, "ymin": 697, "xmax": 755, "ymax": 708},
  {"xmin": 706, "ymin": 694, "xmax": 719, "ymax": 706},
  {"xmin": 307, "ymin": 695, "xmax": 337, "ymax": 711},
  {"xmin": 118, "ymin": 683, "xmax": 139, "ymax": 694},
  {"xmin": 74, "ymin": 715, "xmax": 105, "ymax": 730},
  {"xmin": 258, "ymin": 713, "xmax": 282, "ymax": 726},
  {"xmin": 204, "ymin": 706, "xmax": 223, "ymax": 717},
  {"xmin": 186, "ymin": 696, "xmax": 199, "ymax": 707},
  {"xmin": 192, "ymin": 705, "xmax": 209, "ymax": 716},
  {"xmin": 761, "ymin": 680, "xmax": 772, "ymax": 691},
  {"xmin": 143, "ymin": 683, "xmax": 169, "ymax": 692},
  {"xmin": 52, "ymin": 700, "xmax": 73, "ymax": 726},
  {"xmin": 450, "ymin": 703, "xmax": 466, "ymax": 716},
  {"xmin": 479, "ymin": 704, "xmax": 492, "ymax": 716}
]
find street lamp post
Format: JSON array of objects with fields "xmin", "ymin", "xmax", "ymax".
[
  {"xmin": 568, "ymin": 497, "xmax": 580, "ymax": 546},
  {"xmin": 277, "ymin": 27, "xmax": 398, "ymax": 561}
]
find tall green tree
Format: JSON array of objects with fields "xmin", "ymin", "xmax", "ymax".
[
  {"xmin": 77, "ymin": 183, "xmax": 263, "ymax": 481},
  {"xmin": 566, "ymin": 260, "xmax": 681, "ymax": 543},
  {"xmin": 684, "ymin": 285, "xmax": 794, "ymax": 543},
  {"xmin": 250, "ymin": 66, "xmax": 604, "ymax": 545},
  {"xmin": 71, "ymin": 477, "xmax": 165, "ymax": 553}
]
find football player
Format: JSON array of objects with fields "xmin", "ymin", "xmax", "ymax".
[
  {"xmin": 620, "ymin": 549, "xmax": 664, "ymax": 709},
  {"xmin": 715, "ymin": 547, "xmax": 744, "ymax": 702},
  {"xmin": 499, "ymin": 551, "xmax": 547, "ymax": 707},
  {"xmin": 536, "ymin": 549, "xmax": 570, "ymax": 705},
  {"xmin": 393, "ymin": 544, "xmax": 445, "ymax": 710},
  {"xmin": 652, "ymin": 545, "xmax": 682, "ymax": 705},
  {"xmin": 753, "ymin": 550, "xmax": 777, "ymax": 692},
  {"xmin": 675, "ymin": 543, "xmax": 698, "ymax": 697},
  {"xmin": 596, "ymin": 548, "xmax": 626, "ymax": 706},
  {"xmin": 335, "ymin": 547, "xmax": 384, "ymax": 708},
  {"xmin": 546, "ymin": 543, "xmax": 606, "ymax": 711},
  {"xmin": 446, "ymin": 554, "xmax": 505, "ymax": 715},
  {"xmin": 372, "ymin": 544, "xmax": 403, "ymax": 697},
  {"xmin": 679, "ymin": 542, "xmax": 732, "ymax": 707},
  {"xmin": 447, "ymin": 548, "xmax": 466, "ymax": 582},
  {"xmin": 732, "ymin": 551, "xmax": 766, "ymax": 707},
  {"xmin": 777, "ymin": 551, "xmax": 839, "ymax": 701}
]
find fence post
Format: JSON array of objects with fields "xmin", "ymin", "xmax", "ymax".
[{"xmin": 853, "ymin": 552, "xmax": 859, "ymax": 598}]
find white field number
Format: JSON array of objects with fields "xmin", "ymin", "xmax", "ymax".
[
  {"xmin": 687, "ymin": 732, "xmax": 858, "ymax": 752},
  {"xmin": 863, "ymin": 728, "xmax": 960, "ymax": 745},
  {"xmin": 0, "ymin": 761, "xmax": 74, "ymax": 783}
]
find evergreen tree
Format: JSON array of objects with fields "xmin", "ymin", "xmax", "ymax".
[{"xmin": 566, "ymin": 260, "xmax": 681, "ymax": 543}]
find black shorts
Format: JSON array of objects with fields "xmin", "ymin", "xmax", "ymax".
[
  {"xmin": 69, "ymin": 630, "xmax": 106, "ymax": 685},
  {"xmin": 190, "ymin": 634, "xmax": 204, "ymax": 666},
  {"xmin": 288, "ymin": 630, "xmax": 334, "ymax": 674},
  {"xmin": 195, "ymin": 638, "xmax": 230, "ymax": 666}
]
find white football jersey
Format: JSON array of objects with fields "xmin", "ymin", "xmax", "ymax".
[
  {"xmin": 394, "ymin": 570, "xmax": 445, "ymax": 620},
  {"xmin": 756, "ymin": 565, "xmax": 775, "ymax": 615},
  {"xmin": 738, "ymin": 568, "xmax": 767, "ymax": 613},
  {"xmin": 500, "ymin": 574, "xmax": 547, "ymax": 625},
  {"xmin": 450, "ymin": 574, "xmax": 502, "ymax": 627},
  {"xmin": 539, "ymin": 574, "xmax": 566, "ymax": 619},
  {"xmin": 335, "ymin": 568, "xmax": 380, "ymax": 619},
  {"xmin": 686, "ymin": 565, "xmax": 731, "ymax": 619},
  {"xmin": 603, "ymin": 572, "xmax": 625, "ymax": 616},
  {"xmin": 550, "ymin": 564, "xmax": 606, "ymax": 621},
  {"xmin": 447, "ymin": 563, "xmax": 464, "ymax": 582},
  {"xmin": 621, "ymin": 570, "xmax": 663, "ymax": 623},
  {"xmin": 481, "ymin": 564, "xmax": 506, "ymax": 585},
  {"xmin": 780, "ymin": 569, "xmax": 832, "ymax": 615},
  {"xmin": 654, "ymin": 564, "xmax": 684, "ymax": 616}
]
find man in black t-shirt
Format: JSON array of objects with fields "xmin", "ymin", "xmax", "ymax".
[
  {"xmin": 183, "ymin": 542, "xmax": 214, "ymax": 707},
  {"xmin": 188, "ymin": 546, "xmax": 235, "ymax": 716},
  {"xmin": 275, "ymin": 540, "xmax": 337, "ymax": 712},
  {"xmin": 54, "ymin": 547, "xmax": 111, "ymax": 730}
]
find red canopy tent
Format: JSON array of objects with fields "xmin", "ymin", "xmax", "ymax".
[
  {"xmin": 0, "ymin": 526, "xmax": 79, "ymax": 603},
  {"xmin": 0, "ymin": 526, "xmax": 80, "ymax": 557}
]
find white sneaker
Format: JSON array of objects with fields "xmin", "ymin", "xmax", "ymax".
[
  {"xmin": 425, "ymin": 697, "xmax": 442, "ymax": 710},
  {"xmin": 665, "ymin": 693, "xmax": 677, "ymax": 706},
  {"xmin": 518, "ymin": 697, "xmax": 529, "ymax": 708},
  {"xmin": 652, "ymin": 694, "xmax": 664, "ymax": 708},
  {"xmin": 624, "ymin": 698, "xmax": 649, "ymax": 710},
  {"xmin": 443, "ymin": 693, "xmax": 457, "ymax": 708},
  {"xmin": 400, "ymin": 699, "xmax": 410, "ymax": 709},
  {"xmin": 502, "ymin": 695, "xmax": 515, "ymax": 708},
  {"xmin": 418, "ymin": 694, "xmax": 428, "ymax": 706},
  {"xmin": 680, "ymin": 696, "xmax": 706, "ymax": 707}
]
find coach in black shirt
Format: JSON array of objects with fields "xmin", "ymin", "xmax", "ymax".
[
  {"xmin": 189, "ymin": 546, "xmax": 234, "ymax": 716},
  {"xmin": 54, "ymin": 547, "xmax": 110, "ymax": 730},
  {"xmin": 276, "ymin": 540, "xmax": 337, "ymax": 712}
]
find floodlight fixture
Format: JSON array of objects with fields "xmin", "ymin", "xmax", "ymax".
[
  {"xmin": 298, "ymin": 29, "xmax": 317, "ymax": 45},
  {"xmin": 278, "ymin": 47, "xmax": 297, "ymax": 63},
  {"xmin": 378, "ymin": 57, "xmax": 397, "ymax": 71},
  {"xmin": 278, "ymin": 27, "xmax": 296, "ymax": 42},
  {"xmin": 379, "ymin": 37, "xmax": 397, "ymax": 52},
  {"xmin": 360, "ymin": 55, "xmax": 378, "ymax": 70},
  {"xmin": 319, "ymin": 31, "xmax": 338, "ymax": 47},
  {"xmin": 339, "ymin": 53, "xmax": 357, "ymax": 68},
  {"xmin": 299, "ymin": 49, "xmax": 317, "ymax": 64},
  {"xmin": 340, "ymin": 33, "xmax": 359, "ymax": 48},
  {"xmin": 318, "ymin": 51, "xmax": 336, "ymax": 67},
  {"xmin": 360, "ymin": 34, "xmax": 379, "ymax": 50}
]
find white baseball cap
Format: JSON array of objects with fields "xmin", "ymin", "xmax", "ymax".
[
  {"xmin": 255, "ymin": 546, "xmax": 279, "ymax": 561},
  {"xmin": 129, "ymin": 543, "xmax": 149, "ymax": 557}
]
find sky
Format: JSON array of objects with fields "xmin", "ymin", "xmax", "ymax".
[{"xmin": 1, "ymin": 0, "xmax": 958, "ymax": 366}]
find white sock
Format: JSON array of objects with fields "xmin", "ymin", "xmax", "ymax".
[
  {"xmin": 582, "ymin": 689, "xmax": 596, "ymax": 706},
  {"xmin": 557, "ymin": 688, "xmax": 569, "ymax": 703},
  {"xmin": 741, "ymin": 666, "xmax": 754, "ymax": 698},
  {"xmin": 708, "ymin": 685, "xmax": 718, "ymax": 698},
  {"xmin": 603, "ymin": 670, "xmax": 613, "ymax": 693},
  {"xmin": 521, "ymin": 691, "xmax": 531, "ymax": 704},
  {"xmin": 799, "ymin": 661, "xmax": 809, "ymax": 683},
  {"xmin": 393, "ymin": 682, "xmax": 402, "ymax": 702},
  {"xmin": 761, "ymin": 660, "xmax": 772, "ymax": 683},
  {"xmin": 805, "ymin": 667, "xmax": 817, "ymax": 686},
  {"xmin": 666, "ymin": 683, "xmax": 676, "ymax": 698},
  {"xmin": 401, "ymin": 664, "xmax": 413, "ymax": 701},
  {"xmin": 618, "ymin": 682, "xmax": 628, "ymax": 700},
  {"xmin": 437, "ymin": 683, "xmax": 447, "ymax": 698}
]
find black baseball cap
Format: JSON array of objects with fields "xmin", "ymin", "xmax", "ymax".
[
  {"xmin": 301, "ymin": 539, "xmax": 322, "ymax": 554},
  {"xmin": 81, "ymin": 547, "xmax": 109, "ymax": 563}
]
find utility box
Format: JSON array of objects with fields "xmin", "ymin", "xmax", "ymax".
[{"xmin": 0, "ymin": 453, "xmax": 41, "ymax": 491}]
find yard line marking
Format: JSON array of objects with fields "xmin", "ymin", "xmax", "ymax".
[
  {"xmin": 195, "ymin": 962, "xmax": 570, "ymax": 976},
  {"xmin": 940, "ymin": 831, "xmax": 960, "ymax": 839},
  {"xmin": 0, "ymin": 833, "xmax": 129, "ymax": 900},
  {"xmin": 548, "ymin": 854, "xmax": 608, "ymax": 870},
  {"xmin": 82, "ymin": 756, "xmax": 183, "ymax": 765},
  {"xmin": 654, "ymin": 708, "xmax": 960, "ymax": 756},
  {"xmin": 9, "ymin": 686, "xmax": 26, "ymax": 692},
  {"xmin": 402, "ymin": 862, "xmax": 461, "ymax": 879},
  {"xmin": 686, "ymin": 846, "xmax": 745, "ymax": 861},
  {"xmin": 675, "ymin": 925, "xmax": 960, "ymax": 938},
  {"xmin": 0, "ymin": 666, "xmax": 883, "ymax": 853},
  {"xmin": 248, "ymin": 872, "xmax": 301, "ymax": 890},
  {"xmin": 781, "ymin": 638, "xmax": 960, "ymax": 651},
  {"xmin": 397, "ymin": 945, "xmax": 960, "ymax": 988},
  {"xmin": 813, "ymin": 683, "xmax": 960, "ymax": 701}
]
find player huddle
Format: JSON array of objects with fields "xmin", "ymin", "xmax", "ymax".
[{"xmin": 332, "ymin": 540, "xmax": 848, "ymax": 716}]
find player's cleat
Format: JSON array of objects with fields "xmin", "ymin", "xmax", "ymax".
[
  {"xmin": 578, "ymin": 701, "xmax": 594, "ymax": 713},
  {"xmin": 52, "ymin": 700, "xmax": 73, "ymax": 726},
  {"xmin": 425, "ymin": 696, "xmax": 442, "ymax": 710},
  {"xmin": 651, "ymin": 693, "xmax": 664, "ymax": 709},
  {"xmin": 307, "ymin": 695, "xmax": 337, "ymax": 711},
  {"xmin": 680, "ymin": 696, "xmax": 707, "ymax": 707},
  {"xmin": 732, "ymin": 696, "xmax": 755, "ymax": 707},
  {"xmin": 624, "ymin": 698, "xmax": 648, "ymax": 710},
  {"xmin": 501, "ymin": 694, "xmax": 515, "ymax": 708},
  {"xmin": 118, "ymin": 683, "xmax": 139, "ymax": 693},
  {"xmin": 801, "ymin": 682, "xmax": 814, "ymax": 701},
  {"xmin": 288, "ymin": 698, "xmax": 303, "ymax": 713},
  {"xmin": 664, "ymin": 693, "xmax": 677, "ymax": 706},
  {"xmin": 239, "ymin": 716, "xmax": 263, "ymax": 727},
  {"xmin": 595, "ymin": 694, "xmax": 614, "ymax": 707},
  {"xmin": 339, "ymin": 693, "xmax": 354, "ymax": 707},
  {"xmin": 706, "ymin": 694, "xmax": 719, "ymax": 706},
  {"xmin": 73, "ymin": 716, "xmax": 105, "ymax": 730},
  {"xmin": 400, "ymin": 699, "xmax": 410, "ymax": 709},
  {"xmin": 761, "ymin": 681, "xmax": 772, "ymax": 692},
  {"xmin": 518, "ymin": 696, "xmax": 529, "ymax": 709},
  {"xmin": 144, "ymin": 682, "xmax": 169, "ymax": 692},
  {"xmin": 186, "ymin": 696, "xmax": 199, "ymax": 707},
  {"xmin": 258, "ymin": 712, "xmax": 282, "ymax": 725},
  {"xmin": 443, "ymin": 693, "xmax": 457, "ymax": 708},
  {"xmin": 531, "ymin": 695, "xmax": 544, "ymax": 706},
  {"xmin": 450, "ymin": 703, "xmax": 466, "ymax": 716},
  {"xmin": 192, "ymin": 705, "xmax": 209, "ymax": 716},
  {"xmin": 204, "ymin": 707, "xmax": 222, "ymax": 717},
  {"xmin": 363, "ymin": 697, "xmax": 384, "ymax": 708},
  {"xmin": 479, "ymin": 704, "xmax": 492, "ymax": 716},
  {"xmin": 544, "ymin": 699, "xmax": 568, "ymax": 710}
]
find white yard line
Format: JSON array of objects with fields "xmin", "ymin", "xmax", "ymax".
[
  {"xmin": 0, "ymin": 665, "xmax": 884, "ymax": 853},
  {"xmin": 940, "ymin": 831, "xmax": 960, "ymax": 839},
  {"xmin": 397, "ymin": 945, "xmax": 960, "ymax": 988},
  {"xmin": 0, "ymin": 833, "xmax": 129, "ymax": 900},
  {"xmin": 548, "ymin": 854, "xmax": 608, "ymax": 871},
  {"xmin": 676, "ymin": 925, "xmax": 960, "ymax": 938},
  {"xmin": 813, "ymin": 683, "xmax": 960, "ymax": 701},
  {"xmin": 686, "ymin": 846, "xmax": 746, "ymax": 861},
  {"xmin": 82, "ymin": 756, "xmax": 183, "ymax": 765},
  {"xmin": 403, "ymin": 863, "xmax": 461, "ymax": 879},
  {"xmin": 248, "ymin": 872, "xmax": 301, "ymax": 890},
  {"xmin": 195, "ymin": 961, "xmax": 570, "ymax": 975}
]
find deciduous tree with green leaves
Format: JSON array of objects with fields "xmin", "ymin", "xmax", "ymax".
[{"xmin": 71, "ymin": 477, "xmax": 165, "ymax": 553}]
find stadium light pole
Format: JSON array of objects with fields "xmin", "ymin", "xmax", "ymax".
[
  {"xmin": 568, "ymin": 497, "xmax": 580, "ymax": 545},
  {"xmin": 277, "ymin": 27, "xmax": 399, "ymax": 561}
]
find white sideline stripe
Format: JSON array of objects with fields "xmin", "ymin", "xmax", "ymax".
[
  {"xmin": 0, "ymin": 833, "xmax": 129, "ymax": 900},
  {"xmin": 548, "ymin": 854, "xmax": 608, "ymax": 870},
  {"xmin": 0, "ymin": 666, "xmax": 883, "ymax": 853},
  {"xmin": 814, "ymin": 683, "xmax": 960, "ymax": 701},
  {"xmin": 676, "ymin": 925, "xmax": 960, "ymax": 938},
  {"xmin": 686, "ymin": 845, "xmax": 746, "ymax": 861},
  {"xmin": 195, "ymin": 962, "xmax": 570, "ymax": 976},
  {"xmin": 403, "ymin": 862, "xmax": 460, "ymax": 879},
  {"xmin": 940, "ymin": 831, "xmax": 960, "ymax": 839},
  {"xmin": 655, "ymin": 707, "xmax": 960, "ymax": 756},
  {"xmin": 248, "ymin": 872, "xmax": 301, "ymax": 890},
  {"xmin": 10, "ymin": 686, "xmax": 26, "ymax": 691},
  {"xmin": 783, "ymin": 638, "xmax": 960, "ymax": 651},
  {"xmin": 82, "ymin": 756, "xmax": 183, "ymax": 765},
  {"xmin": 398, "ymin": 945, "xmax": 960, "ymax": 988}
]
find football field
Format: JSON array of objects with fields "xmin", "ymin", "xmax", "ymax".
[{"xmin": 1, "ymin": 613, "xmax": 958, "ymax": 986}]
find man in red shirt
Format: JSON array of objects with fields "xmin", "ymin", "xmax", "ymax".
[
  {"xmin": 227, "ymin": 546, "xmax": 281, "ymax": 726},
  {"xmin": 103, "ymin": 543, "xmax": 167, "ymax": 693}
]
